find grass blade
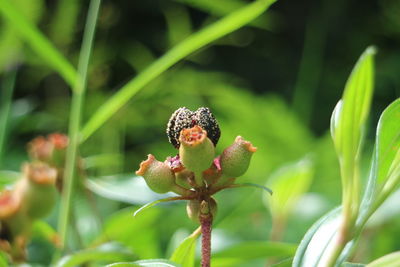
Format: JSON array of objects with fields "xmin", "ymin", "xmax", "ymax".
[
  {"xmin": 81, "ymin": 0, "xmax": 277, "ymax": 142},
  {"xmin": 0, "ymin": 69, "xmax": 17, "ymax": 168},
  {"xmin": 0, "ymin": 0, "xmax": 77, "ymax": 88},
  {"xmin": 57, "ymin": 0, "xmax": 101, "ymax": 250}
]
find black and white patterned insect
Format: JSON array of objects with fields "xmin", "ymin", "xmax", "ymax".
[{"xmin": 166, "ymin": 107, "xmax": 221, "ymax": 148}]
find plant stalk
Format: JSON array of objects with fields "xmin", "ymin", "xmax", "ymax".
[
  {"xmin": 0, "ymin": 68, "xmax": 17, "ymax": 168},
  {"xmin": 200, "ymin": 214, "xmax": 212, "ymax": 267},
  {"xmin": 57, "ymin": 0, "xmax": 101, "ymax": 250}
]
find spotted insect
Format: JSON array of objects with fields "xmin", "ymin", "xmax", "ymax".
[{"xmin": 166, "ymin": 107, "xmax": 220, "ymax": 148}]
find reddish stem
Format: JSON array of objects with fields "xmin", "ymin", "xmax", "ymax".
[{"xmin": 200, "ymin": 214, "xmax": 212, "ymax": 267}]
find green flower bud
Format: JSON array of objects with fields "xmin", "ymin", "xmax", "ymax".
[
  {"xmin": 20, "ymin": 162, "xmax": 58, "ymax": 219},
  {"xmin": 186, "ymin": 198, "xmax": 217, "ymax": 222},
  {"xmin": 220, "ymin": 136, "xmax": 257, "ymax": 178},
  {"xmin": 136, "ymin": 154, "xmax": 176, "ymax": 193},
  {"xmin": 179, "ymin": 126, "xmax": 215, "ymax": 173}
]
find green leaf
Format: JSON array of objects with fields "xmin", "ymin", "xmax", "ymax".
[
  {"xmin": 170, "ymin": 227, "xmax": 201, "ymax": 267},
  {"xmin": 332, "ymin": 46, "xmax": 376, "ymax": 163},
  {"xmin": 292, "ymin": 207, "xmax": 355, "ymax": 267},
  {"xmin": 175, "ymin": 0, "xmax": 273, "ymax": 30},
  {"xmin": 134, "ymin": 196, "xmax": 185, "ymax": 217},
  {"xmin": 232, "ymin": 183, "xmax": 273, "ymax": 195},
  {"xmin": 85, "ymin": 175, "xmax": 172, "ymax": 204},
  {"xmin": 0, "ymin": 0, "xmax": 77, "ymax": 88},
  {"xmin": 0, "ymin": 170, "xmax": 19, "ymax": 190},
  {"xmin": 341, "ymin": 263, "xmax": 366, "ymax": 267},
  {"xmin": 55, "ymin": 242, "xmax": 136, "ymax": 267},
  {"xmin": 212, "ymin": 241, "xmax": 297, "ymax": 264},
  {"xmin": 100, "ymin": 208, "xmax": 161, "ymax": 259},
  {"xmin": 374, "ymin": 99, "xmax": 400, "ymax": 185},
  {"xmin": 107, "ymin": 259, "xmax": 182, "ymax": 267},
  {"xmin": 264, "ymin": 158, "xmax": 314, "ymax": 219},
  {"xmin": 367, "ymin": 251, "xmax": 400, "ymax": 267},
  {"xmin": 80, "ymin": 0, "xmax": 277, "ymax": 141}
]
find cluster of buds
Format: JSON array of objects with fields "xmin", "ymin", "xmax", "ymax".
[
  {"xmin": 0, "ymin": 133, "xmax": 68, "ymax": 261},
  {"xmin": 136, "ymin": 107, "xmax": 257, "ymax": 222}
]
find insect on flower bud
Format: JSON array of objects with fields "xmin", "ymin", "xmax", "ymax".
[
  {"xmin": 220, "ymin": 136, "xmax": 257, "ymax": 178},
  {"xmin": 179, "ymin": 126, "xmax": 215, "ymax": 173},
  {"xmin": 166, "ymin": 107, "xmax": 220, "ymax": 149},
  {"xmin": 136, "ymin": 154, "xmax": 176, "ymax": 193}
]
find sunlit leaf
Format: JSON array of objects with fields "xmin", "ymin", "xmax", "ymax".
[
  {"xmin": 55, "ymin": 242, "xmax": 136, "ymax": 267},
  {"xmin": 107, "ymin": 259, "xmax": 181, "ymax": 267},
  {"xmin": 374, "ymin": 99, "xmax": 400, "ymax": 185},
  {"xmin": 366, "ymin": 251, "xmax": 400, "ymax": 267},
  {"xmin": 264, "ymin": 158, "xmax": 314, "ymax": 219},
  {"xmin": 170, "ymin": 227, "xmax": 201, "ymax": 267},
  {"xmin": 81, "ymin": 0, "xmax": 277, "ymax": 141},
  {"xmin": 85, "ymin": 175, "xmax": 173, "ymax": 205},
  {"xmin": 293, "ymin": 207, "xmax": 355, "ymax": 267},
  {"xmin": 342, "ymin": 263, "xmax": 365, "ymax": 267},
  {"xmin": 332, "ymin": 46, "xmax": 375, "ymax": 163}
]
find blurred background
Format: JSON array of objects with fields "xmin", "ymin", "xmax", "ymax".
[{"xmin": 0, "ymin": 0, "xmax": 399, "ymax": 266}]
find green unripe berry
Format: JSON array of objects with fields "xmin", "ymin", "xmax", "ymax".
[
  {"xmin": 21, "ymin": 163, "xmax": 58, "ymax": 219},
  {"xmin": 179, "ymin": 126, "xmax": 215, "ymax": 173},
  {"xmin": 220, "ymin": 136, "xmax": 257, "ymax": 178},
  {"xmin": 136, "ymin": 154, "xmax": 176, "ymax": 193}
]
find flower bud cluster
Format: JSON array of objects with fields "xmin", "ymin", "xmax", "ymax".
[
  {"xmin": 136, "ymin": 107, "xmax": 257, "ymax": 222},
  {"xmin": 0, "ymin": 134, "xmax": 67, "ymax": 261}
]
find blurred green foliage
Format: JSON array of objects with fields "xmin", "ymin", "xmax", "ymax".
[{"xmin": 0, "ymin": 0, "xmax": 399, "ymax": 266}]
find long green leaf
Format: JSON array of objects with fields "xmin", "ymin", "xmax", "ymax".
[
  {"xmin": 80, "ymin": 0, "xmax": 277, "ymax": 141},
  {"xmin": 107, "ymin": 259, "xmax": 181, "ymax": 267},
  {"xmin": 293, "ymin": 206, "xmax": 356, "ymax": 267},
  {"xmin": 55, "ymin": 243, "xmax": 136, "ymax": 267},
  {"xmin": 367, "ymin": 252, "xmax": 400, "ymax": 267},
  {"xmin": 170, "ymin": 227, "xmax": 201, "ymax": 267},
  {"xmin": 0, "ymin": 0, "xmax": 77, "ymax": 88},
  {"xmin": 134, "ymin": 197, "xmax": 185, "ymax": 217},
  {"xmin": 374, "ymin": 99, "xmax": 400, "ymax": 185},
  {"xmin": 332, "ymin": 46, "xmax": 376, "ymax": 162}
]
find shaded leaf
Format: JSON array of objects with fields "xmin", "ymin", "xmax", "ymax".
[
  {"xmin": 0, "ymin": 0, "xmax": 77, "ymax": 87},
  {"xmin": 212, "ymin": 241, "xmax": 297, "ymax": 264},
  {"xmin": 85, "ymin": 175, "xmax": 173, "ymax": 205},
  {"xmin": 264, "ymin": 158, "xmax": 314, "ymax": 218},
  {"xmin": 55, "ymin": 242, "xmax": 136, "ymax": 267}
]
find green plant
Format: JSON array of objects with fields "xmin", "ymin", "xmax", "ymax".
[
  {"xmin": 293, "ymin": 47, "xmax": 400, "ymax": 266},
  {"xmin": 134, "ymin": 107, "xmax": 263, "ymax": 267}
]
